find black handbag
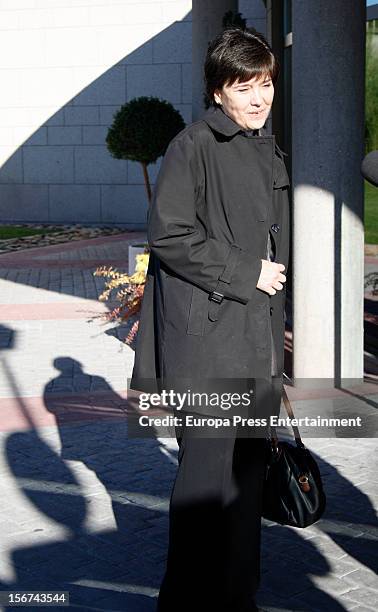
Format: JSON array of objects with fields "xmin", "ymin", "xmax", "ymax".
[{"xmin": 262, "ymin": 384, "xmax": 326, "ymax": 528}]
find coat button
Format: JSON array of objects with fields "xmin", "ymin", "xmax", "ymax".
[
  {"xmin": 271, "ymin": 224, "xmax": 280, "ymax": 233},
  {"xmin": 270, "ymin": 306, "xmax": 273, "ymax": 315}
]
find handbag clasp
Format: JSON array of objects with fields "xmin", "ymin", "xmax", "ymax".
[{"xmin": 298, "ymin": 474, "xmax": 310, "ymax": 492}]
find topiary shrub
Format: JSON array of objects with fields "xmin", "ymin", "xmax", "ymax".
[
  {"xmin": 106, "ymin": 96, "xmax": 185, "ymax": 204},
  {"xmin": 222, "ymin": 9, "xmax": 247, "ymax": 30}
]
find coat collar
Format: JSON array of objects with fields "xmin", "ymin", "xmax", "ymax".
[{"xmin": 202, "ymin": 105, "xmax": 269, "ymax": 138}]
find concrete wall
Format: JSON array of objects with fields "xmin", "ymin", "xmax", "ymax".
[
  {"xmin": 0, "ymin": 0, "xmax": 192, "ymax": 228},
  {"xmin": 238, "ymin": 0, "xmax": 266, "ymax": 36}
]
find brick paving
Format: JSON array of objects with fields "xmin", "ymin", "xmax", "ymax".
[{"xmin": 0, "ymin": 234, "xmax": 377, "ymax": 611}]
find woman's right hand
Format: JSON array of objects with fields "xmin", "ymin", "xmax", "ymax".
[{"xmin": 257, "ymin": 259, "xmax": 286, "ymax": 296}]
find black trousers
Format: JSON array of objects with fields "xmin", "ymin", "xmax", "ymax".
[{"xmin": 156, "ymin": 412, "xmax": 269, "ymax": 612}]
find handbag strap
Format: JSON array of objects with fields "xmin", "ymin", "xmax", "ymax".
[{"xmin": 270, "ymin": 380, "xmax": 305, "ymax": 448}]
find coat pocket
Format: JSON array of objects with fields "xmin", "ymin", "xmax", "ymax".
[{"xmin": 186, "ymin": 284, "xmax": 208, "ymax": 336}]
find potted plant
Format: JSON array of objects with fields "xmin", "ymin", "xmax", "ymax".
[{"xmin": 93, "ymin": 251, "xmax": 150, "ymax": 346}]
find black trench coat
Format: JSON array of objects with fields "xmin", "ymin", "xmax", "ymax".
[{"xmin": 129, "ymin": 105, "xmax": 290, "ymax": 421}]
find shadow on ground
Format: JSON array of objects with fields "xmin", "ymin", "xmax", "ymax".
[{"xmin": 0, "ymin": 361, "xmax": 376, "ymax": 611}]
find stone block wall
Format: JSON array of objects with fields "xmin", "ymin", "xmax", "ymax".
[{"xmin": 0, "ymin": 0, "xmax": 192, "ymax": 228}]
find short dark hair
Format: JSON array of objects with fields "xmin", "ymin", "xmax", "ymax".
[{"xmin": 203, "ymin": 26, "xmax": 280, "ymax": 109}]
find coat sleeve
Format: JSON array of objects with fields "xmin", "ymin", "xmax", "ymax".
[{"xmin": 147, "ymin": 135, "xmax": 263, "ymax": 305}]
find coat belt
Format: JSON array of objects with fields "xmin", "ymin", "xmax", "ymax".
[{"xmin": 208, "ymin": 244, "xmax": 240, "ymax": 322}]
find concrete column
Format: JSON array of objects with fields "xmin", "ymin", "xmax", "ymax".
[
  {"xmin": 192, "ymin": 0, "xmax": 238, "ymax": 121},
  {"xmin": 292, "ymin": 1, "xmax": 366, "ymax": 387}
]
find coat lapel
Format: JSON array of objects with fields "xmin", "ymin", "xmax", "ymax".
[{"xmin": 202, "ymin": 106, "xmax": 274, "ymax": 223}]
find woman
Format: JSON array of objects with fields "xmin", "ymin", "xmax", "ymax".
[{"xmin": 130, "ymin": 26, "xmax": 290, "ymax": 612}]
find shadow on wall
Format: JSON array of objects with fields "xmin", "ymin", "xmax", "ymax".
[{"xmin": 0, "ymin": 12, "xmax": 192, "ymax": 228}]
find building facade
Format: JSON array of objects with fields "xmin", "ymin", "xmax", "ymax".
[{"xmin": 0, "ymin": 0, "xmax": 366, "ymax": 385}]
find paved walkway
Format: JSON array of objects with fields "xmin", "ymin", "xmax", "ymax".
[{"xmin": 0, "ymin": 234, "xmax": 377, "ymax": 611}]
